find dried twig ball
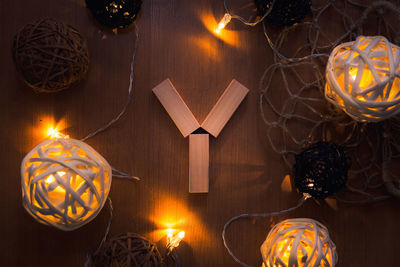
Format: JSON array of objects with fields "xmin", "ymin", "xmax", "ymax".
[
  {"xmin": 261, "ymin": 218, "xmax": 337, "ymax": 267},
  {"xmin": 294, "ymin": 142, "xmax": 349, "ymax": 199},
  {"xmin": 12, "ymin": 18, "xmax": 89, "ymax": 93},
  {"xmin": 254, "ymin": 0, "xmax": 311, "ymax": 26},
  {"xmin": 325, "ymin": 36, "xmax": 400, "ymax": 122},
  {"xmin": 21, "ymin": 138, "xmax": 112, "ymax": 231},
  {"xmin": 91, "ymin": 233, "xmax": 163, "ymax": 267},
  {"xmin": 86, "ymin": 0, "xmax": 142, "ymax": 29}
]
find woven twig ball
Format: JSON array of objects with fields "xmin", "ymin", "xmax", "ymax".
[
  {"xmin": 12, "ymin": 18, "xmax": 89, "ymax": 93},
  {"xmin": 293, "ymin": 142, "xmax": 349, "ymax": 199},
  {"xmin": 86, "ymin": 0, "xmax": 142, "ymax": 29},
  {"xmin": 21, "ymin": 138, "xmax": 112, "ymax": 231},
  {"xmin": 261, "ymin": 218, "xmax": 337, "ymax": 267},
  {"xmin": 91, "ymin": 233, "xmax": 163, "ymax": 267},
  {"xmin": 325, "ymin": 36, "xmax": 400, "ymax": 122},
  {"xmin": 254, "ymin": 0, "xmax": 311, "ymax": 26}
]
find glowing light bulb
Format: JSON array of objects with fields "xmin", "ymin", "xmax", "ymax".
[
  {"xmin": 167, "ymin": 229, "xmax": 185, "ymax": 249},
  {"xmin": 349, "ymin": 68, "xmax": 357, "ymax": 81},
  {"xmin": 46, "ymin": 126, "xmax": 69, "ymax": 139},
  {"xmin": 216, "ymin": 13, "xmax": 231, "ymax": 33},
  {"xmin": 45, "ymin": 175, "xmax": 56, "ymax": 185}
]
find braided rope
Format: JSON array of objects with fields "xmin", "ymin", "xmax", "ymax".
[{"xmin": 21, "ymin": 138, "xmax": 112, "ymax": 231}]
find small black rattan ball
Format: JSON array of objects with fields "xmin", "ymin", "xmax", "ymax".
[
  {"xmin": 254, "ymin": 0, "xmax": 311, "ymax": 26},
  {"xmin": 294, "ymin": 141, "xmax": 350, "ymax": 199},
  {"xmin": 86, "ymin": 0, "xmax": 142, "ymax": 29}
]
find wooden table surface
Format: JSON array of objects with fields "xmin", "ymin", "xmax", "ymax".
[{"xmin": 1, "ymin": 0, "xmax": 400, "ymax": 266}]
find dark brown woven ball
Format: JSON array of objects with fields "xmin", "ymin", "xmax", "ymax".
[
  {"xmin": 12, "ymin": 18, "xmax": 89, "ymax": 93},
  {"xmin": 91, "ymin": 233, "xmax": 163, "ymax": 267}
]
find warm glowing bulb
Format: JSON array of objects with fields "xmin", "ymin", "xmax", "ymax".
[
  {"xmin": 216, "ymin": 13, "xmax": 231, "ymax": 33},
  {"xmin": 46, "ymin": 126, "xmax": 69, "ymax": 139},
  {"xmin": 45, "ymin": 175, "xmax": 56, "ymax": 185},
  {"xmin": 167, "ymin": 229, "xmax": 185, "ymax": 249},
  {"xmin": 350, "ymin": 68, "xmax": 357, "ymax": 80}
]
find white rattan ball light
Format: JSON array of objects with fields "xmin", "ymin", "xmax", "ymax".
[
  {"xmin": 21, "ymin": 138, "xmax": 112, "ymax": 231},
  {"xmin": 325, "ymin": 35, "xmax": 400, "ymax": 122},
  {"xmin": 261, "ymin": 218, "xmax": 337, "ymax": 267}
]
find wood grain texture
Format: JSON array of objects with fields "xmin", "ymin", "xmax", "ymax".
[
  {"xmin": 201, "ymin": 79, "xmax": 249, "ymax": 137},
  {"xmin": 0, "ymin": 0, "xmax": 400, "ymax": 266},
  {"xmin": 153, "ymin": 79, "xmax": 200, "ymax": 137},
  {"xmin": 189, "ymin": 134, "xmax": 209, "ymax": 193}
]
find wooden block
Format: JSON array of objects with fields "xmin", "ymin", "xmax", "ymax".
[
  {"xmin": 153, "ymin": 79, "xmax": 200, "ymax": 137},
  {"xmin": 189, "ymin": 134, "xmax": 209, "ymax": 193},
  {"xmin": 201, "ymin": 79, "xmax": 249, "ymax": 138}
]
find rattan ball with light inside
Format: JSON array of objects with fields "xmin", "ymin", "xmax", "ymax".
[
  {"xmin": 325, "ymin": 35, "xmax": 400, "ymax": 122},
  {"xmin": 12, "ymin": 18, "xmax": 89, "ymax": 93},
  {"xmin": 261, "ymin": 218, "xmax": 337, "ymax": 267},
  {"xmin": 90, "ymin": 233, "xmax": 163, "ymax": 267},
  {"xmin": 21, "ymin": 138, "xmax": 111, "ymax": 231}
]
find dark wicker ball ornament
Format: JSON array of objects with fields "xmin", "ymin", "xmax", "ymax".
[
  {"xmin": 254, "ymin": 0, "xmax": 311, "ymax": 26},
  {"xmin": 12, "ymin": 18, "xmax": 89, "ymax": 93},
  {"xmin": 294, "ymin": 141, "xmax": 350, "ymax": 199},
  {"xmin": 91, "ymin": 233, "xmax": 163, "ymax": 267},
  {"xmin": 86, "ymin": 0, "xmax": 142, "ymax": 29}
]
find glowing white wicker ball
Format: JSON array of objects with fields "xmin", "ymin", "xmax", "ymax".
[
  {"xmin": 21, "ymin": 138, "xmax": 112, "ymax": 231},
  {"xmin": 261, "ymin": 218, "xmax": 337, "ymax": 267},
  {"xmin": 325, "ymin": 35, "xmax": 400, "ymax": 122}
]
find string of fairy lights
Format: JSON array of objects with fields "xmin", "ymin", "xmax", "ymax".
[{"xmin": 12, "ymin": 0, "xmax": 400, "ymax": 266}]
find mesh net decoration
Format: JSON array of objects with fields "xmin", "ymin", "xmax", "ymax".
[
  {"xmin": 12, "ymin": 18, "xmax": 89, "ymax": 93},
  {"xmin": 21, "ymin": 138, "xmax": 112, "ymax": 231},
  {"xmin": 260, "ymin": 218, "xmax": 337, "ymax": 267},
  {"xmin": 254, "ymin": 0, "xmax": 311, "ymax": 26},
  {"xmin": 90, "ymin": 233, "xmax": 163, "ymax": 267},
  {"xmin": 259, "ymin": 0, "xmax": 400, "ymax": 203},
  {"xmin": 294, "ymin": 142, "xmax": 350, "ymax": 199},
  {"xmin": 325, "ymin": 35, "xmax": 400, "ymax": 122}
]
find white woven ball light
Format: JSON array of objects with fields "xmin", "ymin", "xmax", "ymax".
[
  {"xmin": 21, "ymin": 138, "xmax": 112, "ymax": 231},
  {"xmin": 261, "ymin": 218, "xmax": 337, "ymax": 267},
  {"xmin": 325, "ymin": 35, "xmax": 400, "ymax": 122}
]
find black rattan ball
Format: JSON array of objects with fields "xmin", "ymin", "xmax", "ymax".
[
  {"xmin": 293, "ymin": 142, "xmax": 350, "ymax": 199},
  {"xmin": 254, "ymin": 0, "xmax": 311, "ymax": 26},
  {"xmin": 86, "ymin": 0, "xmax": 142, "ymax": 29}
]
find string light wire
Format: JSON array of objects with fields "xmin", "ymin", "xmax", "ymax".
[{"xmin": 222, "ymin": 194, "xmax": 310, "ymax": 267}]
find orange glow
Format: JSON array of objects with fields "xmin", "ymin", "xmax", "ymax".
[
  {"xmin": 215, "ymin": 13, "xmax": 231, "ymax": 34},
  {"xmin": 200, "ymin": 13, "xmax": 240, "ymax": 47},
  {"xmin": 31, "ymin": 116, "xmax": 68, "ymax": 141},
  {"xmin": 349, "ymin": 67, "xmax": 373, "ymax": 89},
  {"xmin": 167, "ymin": 229, "xmax": 186, "ymax": 249},
  {"xmin": 46, "ymin": 126, "xmax": 69, "ymax": 139},
  {"xmin": 147, "ymin": 195, "xmax": 210, "ymax": 246}
]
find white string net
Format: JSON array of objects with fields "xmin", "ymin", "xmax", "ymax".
[{"xmin": 259, "ymin": 0, "xmax": 400, "ymax": 203}]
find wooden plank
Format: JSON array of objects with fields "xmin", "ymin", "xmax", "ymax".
[
  {"xmin": 153, "ymin": 79, "xmax": 200, "ymax": 137},
  {"xmin": 201, "ymin": 79, "xmax": 249, "ymax": 138},
  {"xmin": 189, "ymin": 134, "xmax": 209, "ymax": 193}
]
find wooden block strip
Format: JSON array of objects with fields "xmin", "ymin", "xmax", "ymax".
[
  {"xmin": 153, "ymin": 79, "xmax": 200, "ymax": 137},
  {"xmin": 201, "ymin": 79, "xmax": 249, "ymax": 138},
  {"xmin": 189, "ymin": 134, "xmax": 209, "ymax": 193}
]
